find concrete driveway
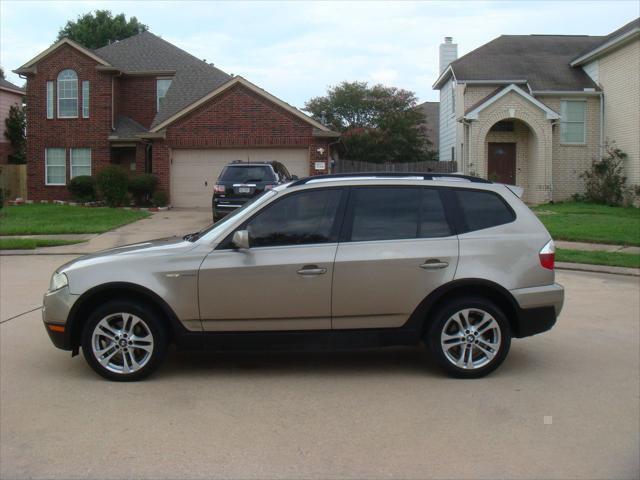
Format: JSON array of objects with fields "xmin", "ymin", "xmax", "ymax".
[{"xmin": 1, "ymin": 252, "xmax": 638, "ymax": 479}]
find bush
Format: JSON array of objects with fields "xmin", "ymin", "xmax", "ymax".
[
  {"xmin": 128, "ymin": 174, "xmax": 158, "ymax": 206},
  {"xmin": 580, "ymin": 142, "xmax": 628, "ymax": 206},
  {"xmin": 67, "ymin": 175, "xmax": 96, "ymax": 202},
  {"xmin": 152, "ymin": 190, "xmax": 168, "ymax": 207},
  {"xmin": 96, "ymin": 166, "xmax": 129, "ymax": 207}
]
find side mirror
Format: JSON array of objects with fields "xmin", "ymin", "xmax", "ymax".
[
  {"xmin": 291, "ymin": 175, "xmax": 299, "ymax": 181},
  {"xmin": 231, "ymin": 230, "xmax": 250, "ymax": 250}
]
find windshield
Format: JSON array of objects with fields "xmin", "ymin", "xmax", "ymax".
[
  {"xmin": 219, "ymin": 165, "xmax": 275, "ymax": 183},
  {"xmin": 186, "ymin": 190, "xmax": 277, "ymax": 242}
]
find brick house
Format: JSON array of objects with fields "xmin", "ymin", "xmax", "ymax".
[
  {"xmin": 433, "ymin": 18, "xmax": 639, "ymax": 204},
  {"xmin": 14, "ymin": 32, "xmax": 339, "ymax": 206},
  {"xmin": 0, "ymin": 78, "xmax": 25, "ymax": 164}
]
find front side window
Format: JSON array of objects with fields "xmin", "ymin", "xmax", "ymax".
[
  {"xmin": 57, "ymin": 69, "xmax": 78, "ymax": 118},
  {"xmin": 246, "ymin": 189, "xmax": 341, "ymax": 247},
  {"xmin": 46, "ymin": 81, "xmax": 54, "ymax": 119},
  {"xmin": 45, "ymin": 148, "xmax": 66, "ymax": 185},
  {"xmin": 350, "ymin": 187, "xmax": 451, "ymax": 242},
  {"xmin": 70, "ymin": 148, "xmax": 91, "ymax": 178},
  {"xmin": 455, "ymin": 189, "xmax": 515, "ymax": 233},
  {"xmin": 157, "ymin": 78, "xmax": 172, "ymax": 111},
  {"xmin": 82, "ymin": 81, "xmax": 90, "ymax": 118},
  {"xmin": 560, "ymin": 100, "xmax": 586, "ymax": 144}
]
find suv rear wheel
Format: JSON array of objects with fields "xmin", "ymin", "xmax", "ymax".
[
  {"xmin": 81, "ymin": 300, "xmax": 168, "ymax": 381},
  {"xmin": 426, "ymin": 296, "xmax": 511, "ymax": 378}
]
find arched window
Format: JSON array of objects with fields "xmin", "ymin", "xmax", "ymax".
[{"xmin": 57, "ymin": 69, "xmax": 78, "ymax": 118}]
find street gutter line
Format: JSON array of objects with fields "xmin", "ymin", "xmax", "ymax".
[{"xmin": 0, "ymin": 306, "xmax": 43, "ymax": 325}]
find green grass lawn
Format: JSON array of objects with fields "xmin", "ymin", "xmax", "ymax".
[
  {"xmin": 533, "ymin": 202, "xmax": 640, "ymax": 246},
  {"xmin": 556, "ymin": 248, "xmax": 640, "ymax": 269},
  {"xmin": 0, "ymin": 204, "xmax": 150, "ymax": 235},
  {"xmin": 0, "ymin": 238, "xmax": 84, "ymax": 250}
]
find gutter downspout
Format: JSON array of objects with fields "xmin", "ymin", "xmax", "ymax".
[{"xmin": 549, "ymin": 119, "xmax": 560, "ymax": 201}]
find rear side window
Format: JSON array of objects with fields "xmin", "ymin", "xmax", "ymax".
[
  {"xmin": 247, "ymin": 189, "xmax": 341, "ymax": 247},
  {"xmin": 219, "ymin": 166, "xmax": 275, "ymax": 183},
  {"xmin": 349, "ymin": 187, "xmax": 451, "ymax": 242},
  {"xmin": 455, "ymin": 189, "xmax": 515, "ymax": 232}
]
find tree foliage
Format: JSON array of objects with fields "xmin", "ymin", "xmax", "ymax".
[
  {"xmin": 304, "ymin": 81, "xmax": 433, "ymax": 163},
  {"xmin": 4, "ymin": 105, "xmax": 26, "ymax": 164},
  {"xmin": 57, "ymin": 10, "xmax": 148, "ymax": 49},
  {"xmin": 578, "ymin": 142, "xmax": 629, "ymax": 206}
]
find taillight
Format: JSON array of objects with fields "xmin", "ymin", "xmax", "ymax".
[
  {"xmin": 213, "ymin": 184, "xmax": 225, "ymax": 194},
  {"xmin": 265, "ymin": 184, "xmax": 275, "ymax": 190},
  {"xmin": 539, "ymin": 240, "xmax": 555, "ymax": 270}
]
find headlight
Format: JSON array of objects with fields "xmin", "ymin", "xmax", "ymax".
[{"xmin": 49, "ymin": 272, "xmax": 68, "ymax": 292}]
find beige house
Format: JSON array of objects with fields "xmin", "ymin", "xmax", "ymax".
[{"xmin": 433, "ymin": 19, "xmax": 639, "ymax": 204}]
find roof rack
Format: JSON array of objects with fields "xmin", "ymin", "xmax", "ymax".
[{"xmin": 288, "ymin": 172, "xmax": 491, "ymax": 187}]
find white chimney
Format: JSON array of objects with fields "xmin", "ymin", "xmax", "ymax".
[{"xmin": 439, "ymin": 36, "xmax": 458, "ymax": 73}]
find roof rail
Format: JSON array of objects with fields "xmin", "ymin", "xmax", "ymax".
[{"xmin": 288, "ymin": 172, "xmax": 491, "ymax": 187}]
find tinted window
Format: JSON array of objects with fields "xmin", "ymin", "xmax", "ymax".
[
  {"xmin": 455, "ymin": 189, "xmax": 515, "ymax": 232},
  {"xmin": 247, "ymin": 189, "xmax": 341, "ymax": 247},
  {"xmin": 220, "ymin": 166, "xmax": 275, "ymax": 183},
  {"xmin": 350, "ymin": 187, "xmax": 451, "ymax": 242}
]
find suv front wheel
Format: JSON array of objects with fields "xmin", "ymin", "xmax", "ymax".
[
  {"xmin": 81, "ymin": 300, "xmax": 168, "ymax": 381},
  {"xmin": 426, "ymin": 296, "xmax": 511, "ymax": 378}
]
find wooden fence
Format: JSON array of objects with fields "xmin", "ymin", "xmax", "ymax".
[
  {"xmin": 0, "ymin": 164, "xmax": 27, "ymax": 200},
  {"xmin": 333, "ymin": 159, "xmax": 458, "ymax": 174}
]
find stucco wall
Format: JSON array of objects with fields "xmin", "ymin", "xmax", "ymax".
[{"xmin": 598, "ymin": 38, "xmax": 640, "ymax": 186}]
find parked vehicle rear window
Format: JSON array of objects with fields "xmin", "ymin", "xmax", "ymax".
[
  {"xmin": 247, "ymin": 189, "xmax": 341, "ymax": 247},
  {"xmin": 349, "ymin": 187, "xmax": 451, "ymax": 242},
  {"xmin": 455, "ymin": 189, "xmax": 515, "ymax": 232},
  {"xmin": 219, "ymin": 166, "xmax": 276, "ymax": 183}
]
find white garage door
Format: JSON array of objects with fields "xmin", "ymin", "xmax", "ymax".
[{"xmin": 171, "ymin": 148, "xmax": 310, "ymax": 208}]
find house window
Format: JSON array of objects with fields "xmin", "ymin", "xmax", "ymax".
[
  {"xmin": 70, "ymin": 148, "xmax": 91, "ymax": 178},
  {"xmin": 45, "ymin": 148, "xmax": 66, "ymax": 185},
  {"xmin": 560, "ymin": 100, "xmax": 586, "ymax": 144},
  {"xmin": 46, "ymin": 81, "xmax": 54, "ymax": 119},
  {"xmin": 157, "ymin": 78, "xmax": 172, "ymax": 111},
  {"xmin": 57, "ymin": 69, "xmax": 78, "ymax": 118},
  {"xmin": 82, "ymin": 81, "xmax": 90, "ymax": 118}
]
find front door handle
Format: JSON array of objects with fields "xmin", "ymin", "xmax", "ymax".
[
  {"xmin": 297, "ymin": 265, "xmax": 327, "ymax": 276},
  {"xmin": 420, "ymin": 259, "xmax": 449, "ymax": 270}
]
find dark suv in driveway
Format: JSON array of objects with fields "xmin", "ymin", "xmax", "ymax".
[{"xmin": 212, "ymin": 161, "xmax": 295, "ymax": 220}]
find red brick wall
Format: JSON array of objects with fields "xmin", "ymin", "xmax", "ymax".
[
  {"xmin": 25, "ymin": 44, "xmax": 113, "ymax": 200},
  {"xmin": 117, "ymin": 76, "xmax": 157, "ymax": 129}
]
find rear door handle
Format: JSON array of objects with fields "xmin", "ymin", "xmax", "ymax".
[
  {"xmin": 420, "ymin": 259, "xmax": 449, "ymax": 270},
  {"xmin": 297, "ymin": 265, "xmax": 327, "ymax": 276}
]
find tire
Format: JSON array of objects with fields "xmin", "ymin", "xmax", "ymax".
[
  {"xmin": 426, "ymin": 295, "xmax": 511, "ymax": 378},
  {"xmin": 81, "ymin": 300, "xmax": 168, "ymax": 381}
]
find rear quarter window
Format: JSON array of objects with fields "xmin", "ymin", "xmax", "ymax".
[{"xmin": 454, "ymin": 189, "xmax": 515, "ymax": 233}]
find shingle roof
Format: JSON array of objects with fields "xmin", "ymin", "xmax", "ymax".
[
  {"xmin": 94, "ymin": 31, "xmax": 232, "ymax": 129},
  {"xmin": 111, "ymin": 116, "xmax": 148, "ymax": 138},
  {"xmin": 0, "ymin": 77, "xmax": 25, "ymax": 93},
  {"xmin": 572, "ymin": 17, "xmax": 640, "ymax": 63},
  {"xmin": 448, "ymin": 34, "xmax": 604, "ymax": 91}
]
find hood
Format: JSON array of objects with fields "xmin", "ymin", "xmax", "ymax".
[{"xmin": 57, "ymin": 236, "xmax": 197, "ymax": 273}]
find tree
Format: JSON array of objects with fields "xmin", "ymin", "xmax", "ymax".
[
  {"xmin": 4, "ymin": 105, "xmax": 26, "ymax": 164},
  {"xmin": 57, "ymin": 10, "xmax": 148, "ymax": 49},
  {"xmin": 304, "ymin": 81, "xmax": 433, "ymax": 163}
]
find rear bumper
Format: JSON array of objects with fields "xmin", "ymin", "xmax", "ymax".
[{"xmin": 511, "ymin": 283, "xmax": 564, "ymax": 338}]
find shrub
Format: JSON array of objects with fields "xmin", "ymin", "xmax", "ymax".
[
  {"xmin": 67, "ymin": 175, "xmax": 96, "ymax": 202},
  {"xmin": 152, "ymin": 190, "xmax": 168, "ymax": 207},
  {"xmin": 128, "ymin": 174, "xmax": 158, "ymax": 206},
  {"xmin": 580, "ymin": 142, "xmax": 628, "ymax": 206},
  {"xmin": 96, "ymin": 166, "xmax": 129, "ymax": 207},
  {"xmin": 0, "ymin": 188, "xmax": 4, "ymax": 210}
]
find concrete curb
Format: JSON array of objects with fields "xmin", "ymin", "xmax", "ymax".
[{"xmin": 556, "ymin": 262, "xmax": 640, "ymax": 277}]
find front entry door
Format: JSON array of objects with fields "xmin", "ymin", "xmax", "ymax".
[{"xmin": 488, "ymin": 143, "xmax": 516, "ymax": 184}]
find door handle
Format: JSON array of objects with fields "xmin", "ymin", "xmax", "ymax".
[
  {"xmin": 420, "ymin": 259, "xmax": 449, "ymax": 270},
  {"xmin": 297, "ymin": 265, "xmax": 327, "ymax": 276}
]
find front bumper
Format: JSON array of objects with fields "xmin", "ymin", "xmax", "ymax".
[
  {"xmin": 42, "ymin": 286, "xmax": 79, "ymax": 351},
  {"xmin": 511, "ymin": 283, "xmax": 564, "ymax": 338}
]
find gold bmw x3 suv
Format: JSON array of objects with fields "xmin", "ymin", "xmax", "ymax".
[{"xmin": 43, "ymin": 173, "xmax": 564, "ymax": 381}]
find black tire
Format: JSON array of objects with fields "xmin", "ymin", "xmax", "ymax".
[
  {"xmin": 426, "ymin": 295, "xmax": 511, "ymax": 378},
  {"xmin": 81, "ymin": 300, "xmax": 168, "ymax": 381}
]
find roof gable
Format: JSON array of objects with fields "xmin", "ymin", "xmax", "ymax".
[
  {"xmin": 464, "ymin": 84, "xmax": 560, "ymax": 120},
  {"xmin": 14, "ymin": 38, "xmax": 111, "ymax": 74}
]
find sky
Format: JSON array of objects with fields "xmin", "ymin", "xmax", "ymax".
[{"xmin": 1, "ymin": 1, "xmax": 638, "ymax": 108}]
